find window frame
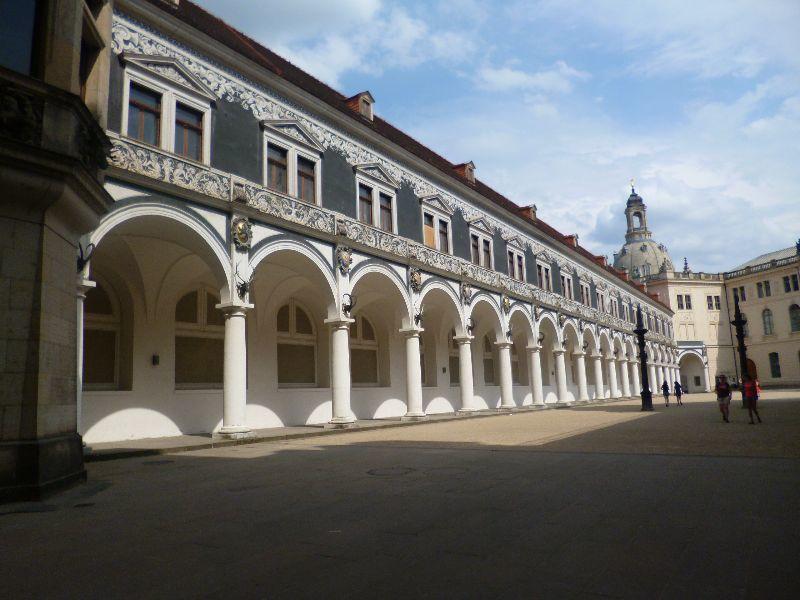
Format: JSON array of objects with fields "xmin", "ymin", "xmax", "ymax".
[
  {"xmin": 276, "ymin": 299, "xmax": 318, "ymax": 388},
  {"xmin": 762, "ymin": 308, "xmax": 774, "ymax": 336},
  {"xmin": 507, "ymin": 245, "xmax": 526, "ymax": 282},
  {"xmin": 421, "ymin": 202, "xmax": 453, "ymax": 254},
  {"xmin": 537, "ymin": 261, "xmax": 553, "ymax": 292},
  {"xmin": 83, "ymin": 279, "xmax": 121, "ymax": 391},
  {"xmin": 469, "ymin": 227, "xmax": 493, "ymax": 269},
  {"xmin": 580, "ymin": 282, "xmax": 591, "ymax": 306},
  {"xmin": 263, "ymin": 129, "xmax": 323, "ymax": 205},
  {"xmin": 174, "ymin": 286, "xmax": 225, "ymax": 390},
  {"xmin": 350, "ymin": 314, "xmax": 380, "ymax": 387},
  {"xmin": 121, "ymin": 66, "xmax": 212, "ymax": 164},
  {"xmin": 354, "ymin": 172, "xmax": 397, "ymax": 233}
]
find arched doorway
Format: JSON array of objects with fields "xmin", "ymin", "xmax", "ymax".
[{"xmin": 678, "ymin": 352, "xmax": 706, "ymax": 393}]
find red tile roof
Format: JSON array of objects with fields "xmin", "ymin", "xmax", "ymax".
[{"xmin": 144, "ymin": 0, "xmax": 668, "ymax": 310}]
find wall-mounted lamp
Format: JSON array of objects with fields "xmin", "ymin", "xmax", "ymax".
[
  {"xmin": 582, "ymin": 341, "xmax": 589, "ymax": 352},
  {"xmin": 506, "ymin": 329, "xmax": 513, "ymax": 341},
  {"xmin": 414, "ymin": 303, "xmax": 424, "ymax": 326},
  {"xmin": 466, "ymin": 317, "xmax": 475, "ymax": 335},
  {"xmin": 342, "ymin": 293, "xmax": 356, "ymax": 316},
  {"xmin": 538, "ymin": 333, "xmax": 545, "ymax": 345},
  {"xmin": 77, "ymin": 242, "xmax": 95, "ymax": 273}
]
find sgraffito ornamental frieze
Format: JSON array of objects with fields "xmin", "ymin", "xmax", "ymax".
[
  {"xmin": 111, "ymin": 14, "xmax": 595, "ymax": 287},
  {"xmin": 110, "ymin": 13, "xmax": 667, "ymax": 330}
]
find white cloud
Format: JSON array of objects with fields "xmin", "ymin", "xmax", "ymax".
[{"xmin": 476, "ymin": 61, "xmax": 589, "ymax": 93}]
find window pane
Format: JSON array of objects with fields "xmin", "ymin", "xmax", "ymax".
[
  {"xmin": 471, "ymin": 234, "xmax": 480, "ymax": 264},
  {"xmin": 267, "ymin": 145, "xmax": 288, "ymax": 193},
  {"xmin": 175, "ymin": 103, "xmax": 203, "ymax": 161},
  {"xmin": 423, "ymin": 213, "xmax": 436, "ymax": 248},
  {"xmin": 379, "ymin": 193, "xmax": 393, "ymax": 232},
  {"xmin": 508, "ymin": 251, "xmax": 515, "ymax": 276},
  {"xmin": 484, "ymin": 359, "xmax": 495, "ymax": 384},
  {"xmin": 295, "ymin": 306, "xmax": 313, "ymax": 335},
  {"xmin": 175, "ymin": 336, "xmax": 223, "ymax": 385},
  {"xmin": 517, "ymin": 256, "xmax": 524, "ymax": 281},
  {"xmin": 276, "ymin": 304, "xmax": 290, "ymax": 333},
  {"xmin": 175, "ymin": 291, "xmax": 198, "ymax": 323},
  {"xmin": 358, "ymin": 183, "xmax": 373, "ymax": 224},
  {"xmin": 297, "ymin": 156, "xmax": 316, "ymax": 203},
  {"xmin": 84, "ymin": 329, "xmax": 116, "ymax": 385},
  {"xmin": 206, "ymin": 293, "xmax": 224, "ymax": 326},
  {"xmin": 482, "ymin": 239, "xmax": 491, "ymax": 267},
  {"xmin": 351, "ymin": 348, "xmax": 378, "ymax": 384},
  {"xmin": 361, "ymin": 317, "xmax": 375, "ymax": 341},
  {"xmin": 449, "ymin": 355, "xmax": 460, "ymax": 384},
  {"xmin": 277, "ymin": 343, "xmax": 316, "ymax": 385},
  {"xmin": 438, "ymin": 220, "xmax": 449, "ymax": 252},
  {"xmin": 128, "ymin": 84, "xmax": 161, "ymax": 145}
]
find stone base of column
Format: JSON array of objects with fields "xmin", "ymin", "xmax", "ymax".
[
  {"xmin": 555, "ymin": 401, "xmax": 574, "ymax": 407},
  {"xmin": 456, "ymin": 408, "xmax": 478, "ymax": 416},
  {"xmin": 0, "ymin": 434, "xmax": 86, "ymax": 503},
  {"xmin": 324, "ymin": 419, "xmax": 357, "ymax": 429},
  {"xmin": 401, "ymin": 413, "xmax": 427, "ymax": 422},
  {"xmin": 215, "ymin": 426, "xmax": 253, "ymax": 440}
]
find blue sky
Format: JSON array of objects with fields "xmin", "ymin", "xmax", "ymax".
[{"xmin": 197, "ymin": 0, "xmax": 800, "ymax": 272}]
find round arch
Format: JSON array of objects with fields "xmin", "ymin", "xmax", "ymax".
[{"xmin": 350, "ymin": 260, "xmax": 413, "ymax": 326}]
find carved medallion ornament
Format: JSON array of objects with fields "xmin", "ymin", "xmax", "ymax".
[
  {"xmin": 336, "ymin": 246, "xmax": 353, "ymax": 275},
  {"xmin": 231, "ymin": 216, "xmax": 252, "ymax": 250},
  {"xmin": 460, "ymin": 281, "xmax": 473, "ymax": 305},
  {"xmin": 502, "ymin": 295, "xmax": 511, "ymax": 314},
  {"xmin": 408, "ymin": 267, "xmax": 422, "ymax": 293}
]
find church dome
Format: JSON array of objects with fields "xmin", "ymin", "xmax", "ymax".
[{"xmin": 612, "ymin": 187, "xmax": 674, "ymax": 280}]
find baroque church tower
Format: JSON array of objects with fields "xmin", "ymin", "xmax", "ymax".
[{"xmin": 613, "ymin": 185, "xmax": 674, "ymax": 281}]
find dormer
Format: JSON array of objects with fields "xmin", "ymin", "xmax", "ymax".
[
  {"xmin": 453, "ymin": 161, "xmax": 475, "ymax": 184},
  {"xmin": 563, "ymin": 233, "xmax": 579, "ymax": 248},
  {"xmin": 518, "ymin": 204, "xmax": 537, "ymax": 222},
  {"xmin": 346, "ymin": 91, "xmax": 375, "ymax": 121}
]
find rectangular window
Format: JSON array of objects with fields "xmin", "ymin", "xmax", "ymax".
[
  {"xmin": 174, "ymin": 103, "xmax": 203, "ymax": 161},
  {"xmin": 792, "ymin": 275, "xmax": 799, "ymax": 291},
  {"xmin": 685, "ymin": 295, "xmax": 692, "ymax": 309},
  {"xmin": 715, "ymin": 296, "xmax": 721, "ymax": 310},
  {"xmin": 449, "ymin": 355, "xmax": 460, "ymax": 385},
  {"xmin": 471, "ymin": 234, "xmax": 480, "ymax": 265},
  {"xmin": 482, "ymin": 239, "xmax": 492, "ymax": 269},
  {"xmin": 740, "ymin": 286, "xmax": 746, "ymax": 301},
  {"xmin": 785, "ymin": 276, "xmax": 792, "ymax": 293},
  {"xmin": 707, "ymin": 295, "xmax": 713, "ymax": 310},
  {"xmin": 358, "ymin": 183, "xmax": 373, "ymax": 225},
  {"xmin": 769, "ymin": 352, "xmax": 781, "ymax": 378},
  {"xmin": 580, "ymin": 283, "xmax": 591, "ymax": 306},
  {"xmin": 757, "ymin": 282, "xmax": 763, "ymax": 298},
  {"xmin": 508, "ymin": 249, "xmax": 524, "ymax": 281},
  {"xmin": 517, "ymin": 254, "xmax": 524, "ymax": 282},
  {"xmin": 297, "ymin": 155, "xmax": 316, "ymax": 203},
  {"xmin": 764, "ymin": 281, "xmax": 771, "ymax": 297},
  {"xmin": 128, "ymin": 83, "xmax": 161, "ymax": 146},
  {"xmin": 423, "ymin": 212, "xmax": 436, "ymax": 248},
  {"xmin": 267, "ymin": 145, "xmax": 289, "ymax": 194},
  {"xmin": 379, "ymin": 192, "xmax": 393, "ymax": 232},
  {"xmin": 560, "ymin": 274, "xmax": 573, "ymax": 299},
  {"xmin": 508, "ymin": 251, "xmax": 515, "ymax": 276},
  {"xmin": 677, "ymin": 295, "xmax": 684, "ymax": 310},
  {"xmin": 438, "ymin": 219, "xmax": 450, "ymax": 253}
]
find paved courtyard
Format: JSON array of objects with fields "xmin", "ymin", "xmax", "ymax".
[{"xmin": 2, "ymin": 391, "xmax": 799, "ymax": 599}]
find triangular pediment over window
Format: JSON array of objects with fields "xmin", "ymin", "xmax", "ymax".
[
  {"xmin": 261, "ymin": 119, "xmax": 324, "ymax": 153},
  {"xmin": 419, "ymin": 194, "xmax": 453, "ymax": 215},
  {"xmin": 354, "ymin": 163, "xmax": 399, "ymax": 189},
  {"xmin": 503, "ymin": 234, "xmax": 525, "ymax": 249},
  {"xmin": 121, "ymin": 53, "xmax": 217, "ymax": 101},
  {"xmin": 468, "ymin": 217, "xmax": 494, "ymax": 235}
]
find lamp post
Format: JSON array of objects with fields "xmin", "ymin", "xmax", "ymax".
[
  {"xmin": 730, "ymin": 295, "xmax": 750, "ymax": 407},
  {"xmin": 634, "ymin": 305, "xmax": 653, "ymax": 411}
]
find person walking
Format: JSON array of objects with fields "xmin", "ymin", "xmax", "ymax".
[
  {"xmin": 714, "ymin": 375, "xmax": 732, "ymax": 423},
  {"xmin": 674, "ymin": 380, "xmax": 683, "ymax": 406},
  {"xmin": 661, "ymin": 380, "xmax": 670, "ymax": 406},
  {"xmin": 742, "ymin": 378, "xmax": 763, "ymax": 424}
]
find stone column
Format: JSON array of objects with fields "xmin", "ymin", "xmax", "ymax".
[
  {"xmin": 631, "ymin": 361, "xmax": 641, "ymax": 397},
  {"xmin": 527, "ymin": 345, "xmax": 545, "ymax": 406},
  {"xmin": 553, "ymin": 347, "xmax": 569, "ymax": 403},
  {"xmin": 703, "ymin": 362, "xmax": 711, "ymax": 392},
  {"xmin": 648, "ymin": 363, "xmax": 658, "ymax": 394},
  {"xmin": 401, "ymin": 328, "xmax": 426, "ymax": 420},
  {"xmin": 657, "ymin": 365, "xmax": 665, "ymax": 389},
  {"xmin": 620, "ymin": 357, "xmax": 631, "ymax": 398},
  {"xmin": 574, "ymin": 350, "xmax": 590, "ymax": 401},
  {"xmin": 496, "ymin": 342, "xmax": 515, "ymax": 409},
  {"xmin": 217, "ymin": 303, "xmax": 253, "ymax": 438},
  {"xmin": 76, "ymin": 277, "xmax": 96, "ymax": 439},
  {"xmin": 606, "ymin": 355, "xmax": 619, "ymax": 398},
  {"xmin": 326, "ymin": 317, "xmax": 356, "ymax": 427},
  {"xmin": 455, "ymin": 335, "xmax": 476, "ymax": 413},
  {"xmin": 592, "ymin": 353, "xmax": 605, "ymax": 400}
]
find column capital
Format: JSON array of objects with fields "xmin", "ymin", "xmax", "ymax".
[
  {"xmin": 572, "ymin": 350, "xmax": 586, "ymax": 358},
  {"xmin": 590, "ymin": 352, "xmax": 604, "ymax": 360},
  {"xmin": 216, "ymin": 301, "xmax": 253, "ymax": 315},
  {"xmin": 494, "ymin": 341, "xmax": 513, "ymax": 349},
  {"xmin": 454, "ymin": 334, "xmax": 474, "ymax": 345},
  {"xmin": 552, "ymin": 347, "xmax": 566, "ymax": 356},
  {"xmin": 526, "ymin": 344, "xmax": 541, "ymax": 353},
  {"xmin": 76, "ymin": 276, "xmax": 95, "ymax": 297},
  {"xmin": 399, "ymin": 326, "xmax": 424, "ymax": 337},
  {"xmin": 324, "ymin": 316, "xmax": 355, "ymax": 328}
]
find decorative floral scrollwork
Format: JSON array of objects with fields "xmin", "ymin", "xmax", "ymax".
[{"xmin": 460, "ymin": 281, "xmax": 473, "ymax": 305}]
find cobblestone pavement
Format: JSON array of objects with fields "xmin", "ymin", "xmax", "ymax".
[{"xmin": 2, "ymin": 391, "xmax": 799, "ymax": 599}]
